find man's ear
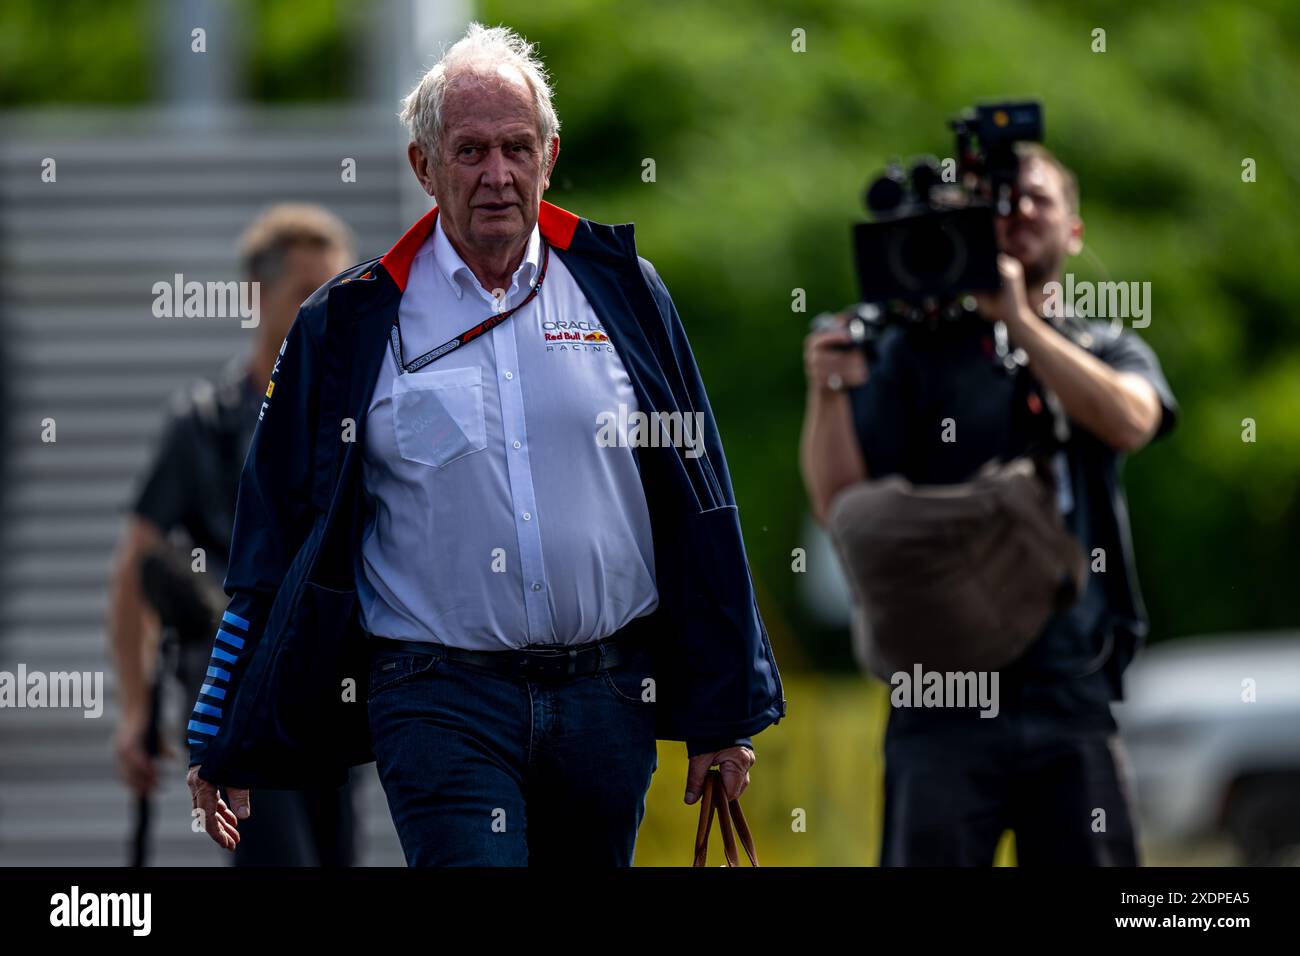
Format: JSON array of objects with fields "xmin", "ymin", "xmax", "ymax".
[
  {"xmin": 1066, "ymin": 214, "xmax": 1084, "ymax": 257},
  {"xmin": 542, "ymin": 135, "xmax": 560, "ymax": 191},
  {"xmin": 407, "ymin": 142, "xmax": 437, "ymax": 197}
]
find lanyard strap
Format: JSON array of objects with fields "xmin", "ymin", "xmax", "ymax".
[{"xmin": 390, "ymin": 240, "xmax": 551, "ymax": 374}]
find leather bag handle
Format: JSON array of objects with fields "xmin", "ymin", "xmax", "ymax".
[{"xmin": 692, "ymin": 768, "xmax": 759, "ymax": 867}]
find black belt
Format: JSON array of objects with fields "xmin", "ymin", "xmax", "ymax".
[{"xmin": 366, "ymin": 613, "xmax": 654, "ymax": 682}]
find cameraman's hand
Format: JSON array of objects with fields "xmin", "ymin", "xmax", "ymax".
[
  {"xmin": 974, "ymin": 254, "xmax": 1033, "ymax": 329},
  {"xmin": 187, "ymin": 765, "xmax": 248, "ymax": 851},
  {"xmin": 804, "ymin": 312, "xmax": 868, "ymax": 395}
]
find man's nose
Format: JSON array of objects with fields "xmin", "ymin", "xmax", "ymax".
[
  {"xmin": 1016, "ymin": 193, "xmax": 1036, "ymax": 218},
  {"xmin": 480, "ymin": 147, "xmax": 512, "ymax": 189}
]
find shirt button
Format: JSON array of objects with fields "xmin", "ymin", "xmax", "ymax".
[
  {"xmin": 531, "ymin": 582, "xmax": 542, "ymax": 592},
  {"xmin": 522, "ymin": 512, "xmax": 531, "ymax": 521},
  {"xmin": 504, "ymin": 371, "xmax": 514, "ymax": 380},
  {"xmin": 512, "ymin": 440, "xmax": 522, "ymax": 449}
]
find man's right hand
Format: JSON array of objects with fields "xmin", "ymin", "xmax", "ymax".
[
  {"xmin": 187, "ymin": 765, "xmax": 249, "ymax": 851},
  {"xmin": 113, "ymin": 713, "xmax": 175, "ymax": 797},
  {"xmin": 803, "ymin": 311, "xmax": 869, "ymax": 396}
]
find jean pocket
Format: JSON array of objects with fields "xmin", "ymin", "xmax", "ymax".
[
  {"xmin": 600, "ymin": 646, "xmax": 657, "ymax": 706},
  {"xmin": 392, "ymin": 365, "xmax": 487, "ymax": 468},
  {"xmin": 367, "ymin": 648, "xmax": 441, "ymax": 700}
]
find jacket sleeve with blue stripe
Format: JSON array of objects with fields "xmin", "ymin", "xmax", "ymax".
[{"xmin": 187, "ymin": 297, "xmax": 325, "ymax": 771}]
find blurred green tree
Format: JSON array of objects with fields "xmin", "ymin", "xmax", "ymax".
[{"xmin": 486, "ymin": 0, "xmax": 1300, "ymax": 667}]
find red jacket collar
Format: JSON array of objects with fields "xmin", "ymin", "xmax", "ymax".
[{"xmin": 378, "ymin": 200, "xmax": 580, "ymax": 292}]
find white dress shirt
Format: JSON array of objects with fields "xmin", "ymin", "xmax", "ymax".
[{"xmin": 354, "ymin": 214, "xmax": 659, "ymax": 649}]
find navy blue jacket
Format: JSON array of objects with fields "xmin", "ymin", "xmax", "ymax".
[{"xmin": 188, "ymin": 202, "xmax": 786, "ymax": 788}]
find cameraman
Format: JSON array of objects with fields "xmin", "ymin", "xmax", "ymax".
[{"xmin": 800, "ymin": 143, "xmax": 1178, "ymax": 865}]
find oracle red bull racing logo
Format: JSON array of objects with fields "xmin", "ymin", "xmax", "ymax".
[{"xmin": 542, "ymin": 319, "xmax": 614, "ymax": 353}]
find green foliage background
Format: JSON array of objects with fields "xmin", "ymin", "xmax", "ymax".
[
  {"xmin": 4, "ymin": 0, "xmax": 1297, "ymax": 864},
  {"xmin": 484, "ymin": 0, "xmax": 1300, "ymax": 671}
]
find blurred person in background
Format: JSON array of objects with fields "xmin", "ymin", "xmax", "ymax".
[
  {"xmin": 801, "ymin": 144, "xmax": 1178, "ymax": 865},
  {"xmin": 108, "ymin": 203, "xmax": 358, "ymax": 866}
]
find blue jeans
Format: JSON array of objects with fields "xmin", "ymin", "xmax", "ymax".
[{"xmin": 366, "ymin": 638, "xmax": 659, "ymax": 866}]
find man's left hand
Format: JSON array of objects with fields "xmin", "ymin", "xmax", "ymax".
[
  {"xmin": 973, "ymin": 253, "xmax": 1032, "ymax": 328},
  {"xmin": 685, "ymin": 746, "xmax": 755, "ymax": 805}
]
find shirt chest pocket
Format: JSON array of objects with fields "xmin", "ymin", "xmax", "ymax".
[{"xmin": 391, "ymin": 365, "xmax": 487, "ymax": 469}]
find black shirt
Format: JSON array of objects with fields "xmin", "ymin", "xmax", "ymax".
[
  {"xmin": 131, "ymin": 357, "xmax": 262, "ymax": 583},
  {"xmin": 850, "ymin": 316, "xmax": 1178, "ymax": 728}
]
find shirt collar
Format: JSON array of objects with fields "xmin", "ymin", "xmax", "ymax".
[{"xmin": 429, "ymin": 214, "xmax": 542, "ymax": 303}]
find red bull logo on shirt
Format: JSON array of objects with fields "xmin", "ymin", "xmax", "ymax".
[{"xmin": 542, "ymin": 319, "xmax": 614, "ymax": 353}]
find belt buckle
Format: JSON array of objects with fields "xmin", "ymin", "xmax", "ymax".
[{"xmin": 517, "ymin": 646, "xmax": 579, "ymax": 681}]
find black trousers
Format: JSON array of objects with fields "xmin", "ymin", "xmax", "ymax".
[
  {"xmin": 229, "ymin": 772, "xmax": 360, "ymax": 867},
  {"xmin": 178, "ymin": 650, "xmax": 360, "ymax": 867},
  {"xmin": 880, "ymin": 694, "xmax": 1139, "ymax": 867}
]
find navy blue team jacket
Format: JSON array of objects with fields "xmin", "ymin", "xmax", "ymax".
[{"xmin": 188, "ymin": 201, "xmax": 787, "ymax": 789}]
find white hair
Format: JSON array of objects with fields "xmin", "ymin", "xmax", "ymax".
[{"xmin": 400, "ymin": 22, "xmax": 560, "ymax": 166}]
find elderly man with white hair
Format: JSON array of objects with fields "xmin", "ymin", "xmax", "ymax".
[{"xmin": 185, "ymin": 23, "xmax": 785, "ymax": 865}]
